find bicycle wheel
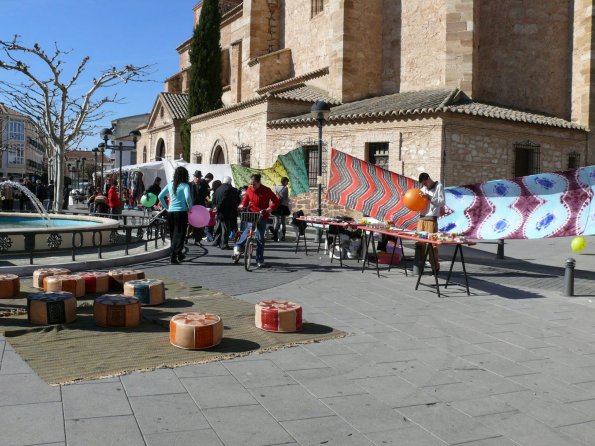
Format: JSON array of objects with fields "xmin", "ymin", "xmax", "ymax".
[{"xmin": 244, "ymin": 237, "xmax": 254, "ymax": 271}]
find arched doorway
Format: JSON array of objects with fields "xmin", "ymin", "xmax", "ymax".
[
  {"xmin": 212, "ymin": 145, "xmax": 225, "ymax": 164},
  {"xmin": 156, "ymin": 139, "xmax": 165, "ymax": 160},
  {"xmin": 143, "ymin": 146, "xmax": 147, "ymax": 163}
]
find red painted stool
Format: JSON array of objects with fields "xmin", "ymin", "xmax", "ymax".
[
  {"xmin": 79, "ymin": 272, "xmax": 110, "ymax": 294},
  {"xmin": 0, "ymin": 274, "xmax": 20, "ymax": 299},
  {"xmin": 170, "ymin": 312, "xmax": 223, "ymax": 350},
  {"xmin": 255, "ymin": 300, "xmax": 303, "ymax": 333}
]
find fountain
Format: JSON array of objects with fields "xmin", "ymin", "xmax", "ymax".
[{"xmin": 0, "ymin": 180, "xmax": 51, "ymax": 224}]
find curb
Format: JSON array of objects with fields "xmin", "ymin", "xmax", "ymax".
[{"xmin": 0, "ymin": 242, "xmax": 171, "ymax": 276}]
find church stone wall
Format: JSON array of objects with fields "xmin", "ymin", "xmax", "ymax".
[{"xmin": 474, "ymin": 0, "xmax": 572, "ymax": 119}]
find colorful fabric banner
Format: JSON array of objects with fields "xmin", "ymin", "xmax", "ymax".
[
  {"xmin": 439, "ymin": 166, "xmax": 595, "ymax": 239},
  {"xmin": 327, "ymin": 148, "xmax": 419, "ymax": 229},
  {"xmin": 230, "ymin": 147, "xmax": 310, "ymax": 197},
  {"xmin": 327, "ymin": 149, "xmax": 595, "ymax": 239}
]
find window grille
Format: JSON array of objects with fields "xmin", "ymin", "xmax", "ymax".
[
  {"xmin": 513, "ymin": 141, "xmax": 540, "ymax": 177},
  {"xmin": 568, "ymin": 152, "xmax": 580, "ymax": 170},
  {"xmin": 367, "ymin": 142, "xmax": 389, "ymax": 170},
  {"xmin": 311, "ymin": 0, "xmax": 324, "ymax": 17}
]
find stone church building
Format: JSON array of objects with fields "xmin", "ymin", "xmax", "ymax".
[{"xmin": 137, "ymin": 0, "xmax": 594, "ymax": 207}]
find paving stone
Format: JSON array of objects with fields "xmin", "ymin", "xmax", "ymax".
[
  {"xmin": 0, "ymin": 401, "xmax": 64, "ymax": 446},
  {"xmin": 450, "ymin": 396, "xmax": 517, "ymax": 417},
  {"xmin": 266, "ymin": 345, "xmax": 329, "ymax": 371},
  {"xmin": 121, "ymin": 369, "xmax": 187, "ymax": 397},
  {"xmin": 397, "ymin": 402, "xmax": 500, "ymax": 445},
  {"xmin": 62, "ymin": 381, "xmax": 131, "ymax": 419},
  {"xmin": 455, "ymin": 438, "xmax": 522, "ymax": 445},
  {"xmin": 281, "ymin": 415, "xmax": 374, "ymax": 445},
  {"xmin": 488, "ymin": 330, "xmax": 555, "ymax": 349},
  {"xmin": 181, "ymin": 375, "xmax": 257, "ymax": 409},
  {"xmin": 249, "ymin": 383, "xmax": 334, "ymax": 421},
  {"xmin": 462, "ymin": 353, "xmax": 537, "ymax": 377},
  {"xmin": 353, "ymin": 374, "xmax": 440, "ymax": 408},
  {"xmin": 474, "ymin": 341, "xmax": 548, "ymax": 362},
  {"xmin": 223, "ymin": 358, "xmax": 296, "ymax": 388},
  {"xmin": 347, "ymin": 341, "xmax": 424, "ymax": 364},
  {"xmin": 173, "ymin": 361, "xmax": 231, "ymax": 378},
  {"xmin": 65, "ymin": 415, "xmax": 145, "ymax": 446},
  {"xmin": 204, "ymin": 404, "xmax": 296, "ymax": 446},
  {"xmin": 302, "ymin": 339, "xmax": 356, "ymax": 356},
  {"xmin": 442, "ymin": 367, "xmax": 528, "ymax": 395},
  {"xmin": 322, "ymin": 393, "xmax": 410, "ymax": 433},
  {"xmin": 529, "ymin": 346, "xmax": 595, "ymax": 367},
  {"xmin": 557, "ymin": 420, "xmax": 595, "ymax": 446},
  {"xmin": 129, "ymin": 393, "xmax": 209, "ymax": 434},
  {"xmin": 509, "ymin": 373, "xmax": 595, "ymax": 403},
  {"xmin": 0, "ymin": 373, "xmax": 60, "ymax": 406},
  {"xmin": 521, "ymin": 358, "xmax": 595, "ymax": 385},
  {"xmin": 385, "ymin": 359, "xmax": 461, "ymax": 388},
  {"xmin": 145, "ymin": 428, "xmax": 224, "ymax": 446},
  {"xmin": 494, "ymin": 390, "xmax": 595, "ymax": 427},
  {"xmin": 288, "ymin": 367, "xmax": 367, "ymax": 399},
  {"xmin": 320, "ymin": 352, "xmax": 397, "ymax": 380},
  {"xmin": 476, "ymin": 411, "xmax": 586, "ymax": 446},
  {"xmin": 0, "ymin": 349, "xmax": 34, "ymax": 375},
  {"xmin": 425, "ymin": 337, "xmax": 491, "ymax": 356},
  {"xmin": 364, "ymin": 424, "xmax": 447, "ymax": 445}
]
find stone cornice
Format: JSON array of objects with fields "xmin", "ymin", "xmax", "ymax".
[{"xmin": 256, "ymin": 67, "xmax": 330, "ymax": 95}]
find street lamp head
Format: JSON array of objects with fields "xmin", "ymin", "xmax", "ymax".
[
  {"xmin": 92, "ymin": 147, "xmax": 99, "ymax": 153},
  {"xmin": 310, "ymin": 100, "xmax": 331, "ymax": 122},
  {"xmin": 97, "ymin": 143, "xmax": 106, "ymax": 152},
  {"xmin": 100, "ymin": 128, "xmax": 113, "ymax": 142},
  {"xmin": 129, "ymin": 130, "xmax": 141, "ymax": 143}
]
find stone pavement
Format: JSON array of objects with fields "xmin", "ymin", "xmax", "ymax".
[{"xmin": 1, "ymin": 235, "xmax": 594, "ymax": 445}]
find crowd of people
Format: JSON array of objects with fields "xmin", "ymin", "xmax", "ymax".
[
  {"xmin": 157, "ymin": 166, "xmax": 289, "ymax": 267},
  {"xmin": 0, "ymin": 176, "xmax": 55, "ymax": 212}
]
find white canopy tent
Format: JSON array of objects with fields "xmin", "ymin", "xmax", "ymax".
[
  {"xmin": 163, "ymin": 160, "xmax": 235, "ymax": 186},
  {"xmin": 103, "ymin": 160, "xmax": 166, "ymax": 190}
]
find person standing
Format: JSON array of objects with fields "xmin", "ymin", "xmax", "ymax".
[
  {"xmin": 146, "ymin": 177, "xmax": 162, "ymax": 197},
  {"xmin": 189, "ymin": 171, "xmax": 210, "ymax": 245},
  {"xmin": 211, "ymin": 176, "xmax": 238, "ymax": 249},
  {"xmin": 107, "ymin": 180, "xmax": 121, "ymax": 217},
  {"xmin": 233, "ymin": 174, "xmax": 279, "ymax": 268},
  {"xmin": 417, "ymin": 172, "xmax": 445, "ymax": 272},
  {"xmin": 272, "ymin": 177, "xmax": 290, "ymax": 241},
  {"xmin": 159, "ymin": 166, "xmax": 192, "ymax": 264}
]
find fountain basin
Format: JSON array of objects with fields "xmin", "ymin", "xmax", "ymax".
[{"xmin": 0, "ymin": 213, "xmax": 120, "ymax": 252}]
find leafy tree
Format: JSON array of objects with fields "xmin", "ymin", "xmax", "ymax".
[
  {"xmin": 184, "ymin": 0, "xmax": 223, "ymax": 160},
  {"xmin": 0, "ymin": 36, "xmax": 150, "ymax": 210}
]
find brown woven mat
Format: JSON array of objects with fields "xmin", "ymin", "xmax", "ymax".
[{"xmin": 0, "ymin": 277, "xmax": 345, "ymax": 385}]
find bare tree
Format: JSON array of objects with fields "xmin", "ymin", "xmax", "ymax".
[{"xmin": 0, "ymin": 35, "xmax": 150, "ymax": 210}]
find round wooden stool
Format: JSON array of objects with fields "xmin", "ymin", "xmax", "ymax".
[
  {"xmin": 32, "ymin": 268, "xmax": 71, "ymax": 289},
  {"xmin": 123, "ymin": 279, "xmax": 165, "ymax": 306},
  {"xmin": 108, "ymin": 269, "xmax": 145, "ymax": 291},
  {"xmin": 79, "ymin": 271, "xmax": 110, "ymax": 294},
  {"xmin": 28, "ymin": 292, "xmax": 77, "ymax": 325},
  {"xmin": 94, "ymin": 294, "xmax": 141, "ymax": 328},
  {"xmin": 0, "ymin": 274, "xmax": 20, "ymax": 299},
  {"xmin": 43, "ymin": 274, "xmax": 85, "ymax": 298},
  {"xmin": 170, "ymin": 312, "xmax": 223, "ymax": 350},
  {"xmin": 255, "ymin": 300, "xmax": 303, "ymax": 333}
]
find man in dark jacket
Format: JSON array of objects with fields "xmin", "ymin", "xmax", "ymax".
[
  {"xmin": 189, "ymin": 170, "xmax": 210, "ymax": 245},
  {"xmin": 211, "ymin": 176, "xmax": 239, "ymax": 249}
]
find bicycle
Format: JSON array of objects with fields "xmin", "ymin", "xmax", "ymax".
[{"xmin": 232, "ymin": 211, "xmax": 263, "ymax": 271}]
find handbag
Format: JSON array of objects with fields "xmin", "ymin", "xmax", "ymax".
[{"xmin": 274, "ymin": 205, "xmax": 291, "ymax": 217}]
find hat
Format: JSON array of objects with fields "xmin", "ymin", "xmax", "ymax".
[
  {"xmin": 193, "ymin": 170, "xmax": 202, "ymax": 178},
  {"xmin": 222, "ymin": 176, "xmax": 232, "ymax": 184}
]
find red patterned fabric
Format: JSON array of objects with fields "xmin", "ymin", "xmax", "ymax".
[{"xmin": 327, "ymin": 148, "xmax": 419, "ymax": 228}]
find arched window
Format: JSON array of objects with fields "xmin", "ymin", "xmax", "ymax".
[
  {"xmin": 143, "ymin": 146, "xmax": 147, "ymax": 163},
  {"xmin": 212, "ymin": 145, "xmax": 225, "ymax": 164},
  {"xmin": 156, "ymin": 139, "xmax": 166, "ymax": 160}
]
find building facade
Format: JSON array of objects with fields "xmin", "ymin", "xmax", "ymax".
[
  {"xmin": 0, "ymin": 103, "xmax": 46, "ymax": 180},
  {"xmin": 137, "ymin": 0, "xmax": 594, "ymax": 212}
]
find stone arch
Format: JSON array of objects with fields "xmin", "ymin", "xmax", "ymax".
[
  {"xmin": 210, "ymin": 138, "xmax": 229, "ymax": 164},
  {"xmin": 156, "ymin": 139, "xmax": 166, "ymax": 160},
  {"xmin": 143, "ymin": 146, "xmax": 147, "ymax": 163}
]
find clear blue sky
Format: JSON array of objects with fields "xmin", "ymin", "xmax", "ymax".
[{"xmin": 0, "ymin": 0, "xmax": 196, "ymax": 151}]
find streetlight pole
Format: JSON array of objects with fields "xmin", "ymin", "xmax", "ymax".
[
  {"xmin": 98, "ymin": 143, "xmax": 106, "ymax": 194},
  {"xmin": 75, "ymin": 159, "xmax": 80, "ymax": 191},
  {"xmin": 100, "ymin": 128, "xmax": 113, "ymax": 195},
  {"xmin": 81, "ymin": 157, "xmax": 86, "ymax": 191},
  {"xmin": 310, "ymin": 101, "xmax": 331, "ymax": 218}
]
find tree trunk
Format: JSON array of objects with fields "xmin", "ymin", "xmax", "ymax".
[{"xmin": 53, "ymin": 143, "xmax": 65, "ymax": 211}]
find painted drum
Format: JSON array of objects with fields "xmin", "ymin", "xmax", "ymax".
[
  {"xmin": 255, "ymin": 300, "xmax": 303, "ymax": 333},
  {"xmin": 0, "ymin": 274, "xmax": 20, "ymax": 299},
  {"xmin": 43, "ymin": 274, "xmax": 85, "ymax": 298},
  {"xmin": 107, "ymin": 269, "xmax": 145, "ymax": 291},
  {"xmin": 32, "ymin": 268, "xmax": 71, "ymax": 289},
  {"xmin": 170, "ymin": 312, "xmax": 223, "ymax": 350},
  {"xmin": 123, "ymin": 279, "xmax": 165, "ymax": 306},
  {"xmin": 79, "ymin": 271, "xmax": 110, "ymax": 294},
  {"xmin": 93, "ymin": 294, "xmax": 141, "ymax": 328},
  {"xmin": 27, "ymin": 291, "xmax": 77, "ymax": 325}
]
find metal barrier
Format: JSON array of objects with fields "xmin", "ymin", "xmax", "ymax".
[{"xmin": 0, "ymin": 218, "xmax": 168, "ymax": 265}]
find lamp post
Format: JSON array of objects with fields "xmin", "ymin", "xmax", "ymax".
[
  {"xmin": 100, "ymin": 128, "xmax": 113, "ymax": 194},
  {"xmin": 81, "ymin": 157, "xmax": 86, "ymax": 191},
  {"xmin": 97, "ymin": 143, "xmax": 106, "ymax": 194},
  {"xmin": 310, "ymin": 101, "xmax": 331, "ymax": 218},
  {"xmin": 92, "ymin": 148, "xmax": 98, "ymax": 191},
  {"xmin": 75, "ymin": 159, "xmax": 80, "ymax": 191}
]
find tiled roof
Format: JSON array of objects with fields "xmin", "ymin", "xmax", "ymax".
[
  {"xmin": 160, "ymin": 92, "xmax": 188, "ymax": 120},
  {"xmin": 273, "ymin": 85, "xmax": 341, "ymax": 105},
  {"xmin": 256, "ymin": 67, "xmax": 330, "ymax": 95},
  {"xmin": 0, "ymin": 102, "xmax": 26, "ymax": 117},
  {"xmin": 445, "ymin": 102, "xmax": 584, "ymax": 130},
  {"xmin": 268, "ymin": 89, "xmax": 585, "ymax": 130}
]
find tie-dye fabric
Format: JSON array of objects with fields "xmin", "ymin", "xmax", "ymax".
[
  {"xmin": 231, "ymin": 147, "xmax": 310, "ymax": 197},
  {"xmin": 328, "ymin": 149, "xmax": 595, "ymax": 239}
]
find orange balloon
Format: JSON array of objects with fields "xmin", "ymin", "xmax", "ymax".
[{"xmin": 403, "ymin": 188, "xmax": 429, "ymax": 212}]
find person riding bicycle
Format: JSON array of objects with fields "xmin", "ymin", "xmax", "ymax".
[{"xmin": 233, "ymin": 173, "xmax": 279, "ymax": 268}]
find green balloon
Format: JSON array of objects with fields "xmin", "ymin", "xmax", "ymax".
[{"xmin": 141, "ymin": 192, "xmax": 157, "ymax": 207}]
